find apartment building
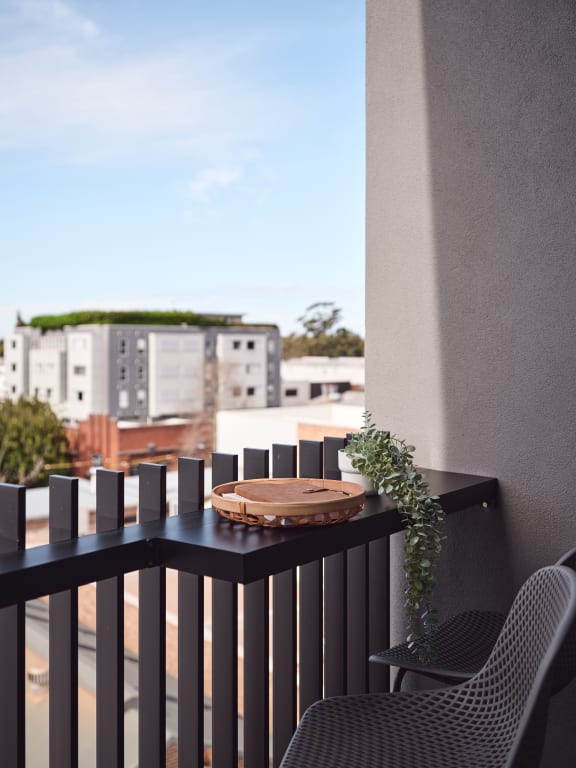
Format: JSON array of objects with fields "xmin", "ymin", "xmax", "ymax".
[{"xmin": 4, "ymin": 322, "xmax": 281, "ymax": 421}]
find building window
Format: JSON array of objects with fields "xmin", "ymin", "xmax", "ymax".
[
  {"xmin": 11, "ymin": 340, "xmax": 16, "ymax": 349},
  {"xmin": 120, "ymin": 366, "xmax": 127, "ymax": 381},
  {"xmin": 247, "ymin": 387, "xmax": 255, "ymax": 396},
  {"xmin": 119, "ymin": 338, "xmax": 127, "ymax": 355},
  {"xmin": 232, "ymin": 386, "xmax": 242, "ymax": 397},
  {"xmin": 137, "ymin": 338, "xmax": 146, "ymax": 353},
  {"xmin": 233, "ymin": 340, "xmax": 241, "ymax": 350},
  {"xmin": 76, "ymin": 391, "xmax": 83, "ymax": 401},
  {"xmin": 11, "ymin": 385, "xmax": 16, "ymax": 394},
  {"xmin": 73, "ymin": 365, "xmax": 86, "ymax": 375},
  {"xmin": 247, "ymin": 341, "xmax": 255, "ymax": 350},
  {"xmin": 34, "ymin": 388, "xmax": 39, "ymax": 398},
  {"xmin": 138, "ymin": 366, "xmax": 144, "ymax": 380},
  {"xmin": 11, "ymin": 363, "xmax": 16, "ymax": 372},
  {"xmin": 285, "ymin": 388, "xmax": 298, "ymax": 397},
  {"xmin": 119, "ymin": 390, "xmax": 129, "ymax": 409},
  {"xmin": 137, "ymin": 389, "xmax": 146, "ymax": 404}
]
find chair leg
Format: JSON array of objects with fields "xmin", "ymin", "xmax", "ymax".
[{"xmin": 393, "ymin": 668, "xmax": 407, "ymax": 692}]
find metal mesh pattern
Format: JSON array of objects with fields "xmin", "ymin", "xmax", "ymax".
[
  {"xmin": 370, "ymin": 609, "xmax": 505, "ymax": 680},
  {"xmin": 280, "ymin": 566, "xmax": 576, "ymax": 768}
]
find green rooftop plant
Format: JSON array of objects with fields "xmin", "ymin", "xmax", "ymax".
[{"xmin": 344, "ymin": 411, "xmax": 445, "ymax": 647}]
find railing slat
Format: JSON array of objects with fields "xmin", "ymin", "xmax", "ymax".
[
  {"xmin": 243, "ymin": 450, "xmax": 270, "ymax": 768},
  {"xmin": 271, "ymin": 444, "xmax": 297, "ymax": 478},
  {"xmin": 212, "ymin": 579, "xmax": 238, "ymax": 767},
  {"xmin": 272, "ymin": 569, "xmax": 297, "ymax": 768},
  {"xmin": 0, "ymin": 483, "xmax": 26, "ymax": 768},
  {"xmin": 369, "ymin": 537, "xmax": 391, "ymax": 692},
  {"xmin": 211, "ymin": 453, "xmax": 238, "ymax": 489},
  {"xmin": 347, "ymin": 544, "xmax": 369, "ymax": 694},
  {"xmin": 177, "ymin": 458, "xmax": 205, "ymax": 768},
  {"xmin": 138, "ymin": 464, "xmax": 167, "ymax": 768},
  {"xmin": 49, "ymin": 476, "xmax": 79, "ymax": 768},
  {"xmin": 323, "ymin": 436, "xmax": 346, "ymax": 480},
  {"xmin": 272, "ymin": 445, "xmax": 297, "ymax": 767},
  {"xmin": 324, "ymin": 552, "xmax": 347, "ymax": 697},
  {"xmin": 298, "ymin": 441, "xmax": 324, "ymax": 714},
  {"xmin": 298, "ymin": 440, "xmax": 323, "ymax": 480},
  {"xmin": 211, "ymin": 454, "xmax": 239, "ymax": 768},
  {"xmin": 96, "ymin": 470, "xmax": 125, "ymax": 768},
  {"xmin": 243, "ymin": 448, "xmax": 269, "ymax": 481}
]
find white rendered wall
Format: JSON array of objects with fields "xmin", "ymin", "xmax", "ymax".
[
  {"xmin": 216, "ymin": 333, "xmax": 267, "ymax": 409},
  {"xmin": 366, "ymin": 1, "xmax": 576, "ymax": 763},
  {"xmin": 67, "ymin": 331, "xmax": 99, "ymax": 421},
  {"xmin": 4, "ymin": 331, "xmax": 30, "ymax": 399},
  {"xmin": 148, "ymin": 332, "xmax": 205, "ymax": 417},
  {"xmin": 29, "ymin": 348, "xmax": 66, "ymax": 405}
]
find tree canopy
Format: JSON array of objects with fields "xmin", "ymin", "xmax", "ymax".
[
  {"xmin": 0, "ymin": 397, "xmax": 69, "ymax": 486},
  {"xmin": 282, "ymin": 303, "xmax": 364, "ymax": 359}
]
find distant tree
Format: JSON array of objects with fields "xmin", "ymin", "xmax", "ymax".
[
  {"xmin": 282, "ymin": 303, "xmax": 364, "ymax": 359},
  {"xmin": 0, "ymin": 397, "xmax": 69, "ymax": 486}
]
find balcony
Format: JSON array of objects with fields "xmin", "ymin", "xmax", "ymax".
[{"xmin": 0, "ymin": 438, "xmax": 496, "ymax": 767}]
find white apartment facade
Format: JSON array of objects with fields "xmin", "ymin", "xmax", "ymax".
[{"xmin": 4, "ymin": 323, "xmax": 281, "ymax": 421}]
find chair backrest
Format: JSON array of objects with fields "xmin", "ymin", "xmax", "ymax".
[
  {"xmin": 551, "ymin": 547, "xmax": 576, "ymax": 694},
  {"xmin": 461, "ymin": 565, "xmax": 576, "ymax": 767}
]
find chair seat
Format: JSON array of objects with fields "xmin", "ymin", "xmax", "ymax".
[
  {"xmin": 280, "ymin": 687, "xmax": 523, "ymax": 768},
  {"xmin": 369, "ymin": 609, "xmax": 506, "ymax": 683}
]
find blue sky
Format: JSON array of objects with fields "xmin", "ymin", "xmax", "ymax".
[{"xmin": 0, "ymin": 0, "xmax": 365, "ymax": 341}]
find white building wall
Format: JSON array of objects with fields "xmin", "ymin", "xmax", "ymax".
[
  {"xmin": 148, "ymin": 332, "xmax": 205, "ymax": 417},
  {"xmin": 281, "ymin": 357, "xmax": 365, "ymax": 387},
  {"xmin": 29, "ymin": 348, "xmax": 67, "ymax": 405},
  {"xmin": 66, "ymin": 331, "xmax": 101, "ymax": 421},
  {"xmin": 4, "ymin": 331, "xmax": 30, "ymax": 399},
  {"xmin": 216, "ymin": 333, "xmax": 267, "ymax": 409}
]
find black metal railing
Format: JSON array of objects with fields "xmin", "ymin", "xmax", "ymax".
[{"xmin": 0, "ymin": 438, "xmax": 498, "ymax": 768}]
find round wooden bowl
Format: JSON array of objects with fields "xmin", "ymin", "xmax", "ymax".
[{"xmin": 211, "ymin": 477, "xmax": 365, "ymax": 527}]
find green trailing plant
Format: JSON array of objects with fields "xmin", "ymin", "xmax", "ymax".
[{"xmin": 344, "ymin": 412, "xmax": 445, "ymax": 647}]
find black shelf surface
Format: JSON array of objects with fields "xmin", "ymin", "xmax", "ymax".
[{"xmin": 0, "ymin": 470, "xmax": 497, "ymax": 605}]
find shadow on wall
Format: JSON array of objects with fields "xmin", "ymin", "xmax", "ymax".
[{"xmin": 420, "ymin": 1, "xmax": 576, "ymax": 764}]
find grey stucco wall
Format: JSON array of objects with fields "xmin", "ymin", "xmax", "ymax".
[{"xmin": 366, "ymin": 1, "xmax": 576, "ymax": 763}]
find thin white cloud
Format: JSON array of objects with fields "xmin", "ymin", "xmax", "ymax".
[
  {"xmin": 0, "ymin": 0, "xmax": 281, "ymax": 163},
  {"xmin": 186, "ymin": 167, "xmax": 243, "ymax": 202},
  {"xmin": 13, "ymin": 0, "xmax": 100, "ymax": 41}
]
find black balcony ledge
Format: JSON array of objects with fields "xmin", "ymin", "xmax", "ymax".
[{"xmin": 0, "ymin": 468, "xmax": 497, "ymax": 607}]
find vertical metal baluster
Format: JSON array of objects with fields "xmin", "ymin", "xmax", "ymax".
[
  {"xmin": 323, "ymin": 437, "xmax": 345, "ymax": 481},
  {"xmin": 271, "ymin": 445, "xmax": 297, "ymax": 767},
  {"xmin": 49, "ymin": 476, "xmax": 79, "ymax": 768},
  {"xmin": 324, "ymin": 437, "xmax": 348, "ymax": 697},
  {"xmin": 347, "ymin": 544, "xmax": 369, "ymax": 694},
  {"xmin": 211, "ymin": 453, "xmax": 239, "ymax": 768},
  {"xmin": 243, "ymin": 449, "xmax": 270, "ymax": 768},
  {"xmin": 271, "ymin": 445, "xmax": 297, "ymax": 479},
  {"xmin": 177, "ymin": 458, "xmax": 205, "ymax": 768},
  {"xmin": 272, "ymin": 570, "xmax": 296, "ymax": 768},
  {"xmin": 138, "ymin": 464, "xmax": 167, "ymax": 768},
  {"xmin": 369, "ymin": 537, "xmax": 390, "ymax": 692},
  {"xmin": 298, "ymin": 442, "xmax": 323, "ymax": 716},
  {"xmin": 211, "ymin": 453, "xmax": 238, "ymax": 489},
  {"xmin": 96, "ymin": 469, "xmax": 125, "ymax": 768},
  {"xmin": 324, "ymin": 552, "xmax": 347, "ymax": 697},
  {"xmin": 243, "ymin": 448, "xmax": 270, "ymax": 482},
  {"xmin": 0, "ymin": 483, "xmax": 26, "ymax": 768}
]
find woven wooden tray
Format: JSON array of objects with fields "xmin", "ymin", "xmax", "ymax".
[{"xmin": 211, "ymin": 477, "xmax": 365, "ymax": 527}]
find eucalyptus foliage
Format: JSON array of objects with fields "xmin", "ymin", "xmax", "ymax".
[
  {"xmin": 0, "ymin": 397, "xmax": 69, "ymax": 486},
  {"xmin": 344, "ymin": 412, "xmax": 445, "ymax": 646}
]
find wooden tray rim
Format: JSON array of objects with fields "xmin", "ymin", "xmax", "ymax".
[{"xmin": 211, "ymin": 477, "xmax": 365, "ymax": 519}]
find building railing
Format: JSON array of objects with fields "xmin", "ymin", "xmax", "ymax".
[{"xmin": 0, "ymin": 438, "xmax": 498, "ymax": 768}]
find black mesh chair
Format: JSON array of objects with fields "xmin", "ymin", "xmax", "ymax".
[
  {"xmin": 370, "ymin": 546, "xmax": 576, "ymax": 692},
  {"xmin": 280, "ymin": 564, "xmax": 576, "ymax": 768}
]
